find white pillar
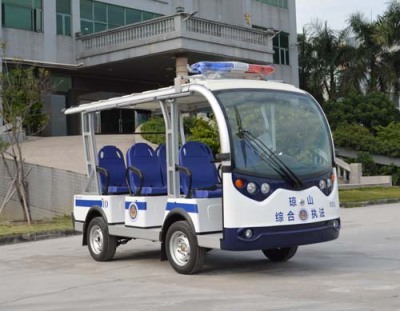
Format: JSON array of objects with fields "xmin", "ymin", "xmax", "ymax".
[{"xmin": 349, "ymin": 163, "xmax": 362, "ymax": 184}]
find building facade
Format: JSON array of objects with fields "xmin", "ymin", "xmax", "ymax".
[{"xmin": 0, "ymin": 0, "xmax": 298, "ymax": 135}]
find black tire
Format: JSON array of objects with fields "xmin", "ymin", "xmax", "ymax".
[
  {"xmin": 262, "ymin": 246, "xmax": 298, "ymax": 262},
  {"xmin": 165, "ymin": 221, "xmax": 206, "ymax": 274},
  {"xmin": 87, "ymin": 217, "xmax": 117, "ymax": 261}
]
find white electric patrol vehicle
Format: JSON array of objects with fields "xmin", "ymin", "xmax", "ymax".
[{"xmin": 65, "ymin": 61, "xmax": 340, "ymax": 274}]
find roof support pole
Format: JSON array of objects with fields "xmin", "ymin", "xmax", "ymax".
[
  {"xmin": 160, "ymin": 99, "xmax": 180, "ymax": 197},
  {"xmin": 175, "ymin": 53, "xmax": 188, "ymax": 77},
  {"xmin": 82, "ymin": 112, "xmax": 100, "ymax": 194}
]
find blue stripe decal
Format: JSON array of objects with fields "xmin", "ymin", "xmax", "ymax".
[
  {"xmin": 166, "ymin": 202, "xmax": 198, "ymax": 214},
  {"xmin": 75, "ymin": 199, "xmax": 103, "ymax": 208},
  {"xmin": 125, "ymin": 201, "xmax": 147, "ymax": 210}
]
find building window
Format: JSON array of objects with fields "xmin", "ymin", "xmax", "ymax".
[
  {"xmin": 1, "ymin": 0, "xmax": 43, "ymax": 32},
  {"xmin": 253, "ymin": 25, "xmax": 290, "ymax": 66},
  {"xmin": 51, "ymin": 73, "xmax": 72, "ymax": 93},
  {"xmin": 254, "ymin": 0, "xmax": 288, "ymax": 9},
  {"xmin": 80, "ymin": 0, "xmax": 163, "ymax": 35},
  {"xmin": 273, "ymin": 32, "xmax": 289, "ymax": 65},
  {"xmin": 56, "ymin": 0, "xmax": 71, "ymax": 36}
]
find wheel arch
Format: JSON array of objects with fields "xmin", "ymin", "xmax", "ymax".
[
  {"xmin": 160, "ymin": 208, "xmax": 196, "ymax": 243},
  {"xmin": 82, "ymin": 206, "xmax": 107, "ymax": 246}
]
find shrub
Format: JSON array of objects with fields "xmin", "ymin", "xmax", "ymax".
[
  {"xmin": 140, "ymin": 115, "xmax": 220, "ymax": 155},
  {"xmin": 140, "ymin": 117, "xmax": 165, "ymax": 145}
]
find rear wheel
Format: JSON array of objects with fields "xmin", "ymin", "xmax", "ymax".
[
  {"xmin": 87, "ymin": 217, "xmax": 117, "ymax": 261},
  {"xmin": 262, "ymin": 246, "xmax": 298, "ymax": 262},
  {"xmin": 165, "ymin": 221, "xmax": 206, "ymax": 274}
]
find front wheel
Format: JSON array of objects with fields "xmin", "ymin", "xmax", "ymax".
[
  {"xmin": 262, "ymin": 246, "xmax": 298, "ymax": 262},
  {"xmin": 165, "ymin": 221, "xmax": 206, "ymax": 274},
  {"xmin": 87, "ymin": 217, "xmax": 117, "ymax": 261}
]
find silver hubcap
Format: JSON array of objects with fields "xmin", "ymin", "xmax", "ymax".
[
  {"xmin": 170, "ymin": 231, "xmax": 191, "ymax": 266},
  {"xmin": 89, "ymin": 225, "xmax": 103, "ymax": 255}
]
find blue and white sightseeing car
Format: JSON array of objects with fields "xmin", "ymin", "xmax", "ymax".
[{"xmin": 65, "ymin": 62, "xmax": 340, "ymax": 274}]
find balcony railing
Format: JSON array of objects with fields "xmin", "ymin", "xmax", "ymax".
[
  {"xmin": 184, "ymin": 16, "xmax": 269, "ymax": 45},
  {"xmin": 76, "ymin": 14, "xmax": 271, "ymax": 59}
]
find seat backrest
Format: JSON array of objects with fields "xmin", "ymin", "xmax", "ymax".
[
  {"xmin": 126, "ymin": 143, "xmax": 164, "ymax": 190},
  {"xmin": 179, "ymin": 141, "xmax": 219, "ymax": 193},
  {"xmin": 184, "ymin": 141, "xmax": 214, "ymax": 160},
  {"xmin": 97, "ymin": 145, "xmax": 127, "ymax": 188},
  {"xmin": 155, "ymin": 144, "xmax": 167, "ymax": 186}
]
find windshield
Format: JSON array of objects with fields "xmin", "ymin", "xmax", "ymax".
[{"xmin": 215, "ymin": 89, "xmax": 333, "ymax": 178}]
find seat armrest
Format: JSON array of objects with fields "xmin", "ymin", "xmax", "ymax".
[
  {"xmin": 96, "ymin": 166, "xmax": 109, "ymax": 195},
  {"xmin": 126, "ymin": 166, "xmax": 144, "ymax": 196},
  {"xmin": 175, "ymin": 165, "xmax": 192, "ymax": 198}
]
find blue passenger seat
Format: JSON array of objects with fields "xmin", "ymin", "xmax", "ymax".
[
  {"xmin": 178, "ymin": 141, "xmax": 222, "ymax": 198},
  {"xmin": 97, "ymin": 145, "xmax": 129, "ymax": 195},
  {"xmin": 126, "ymin": 143, "xmax": 167, "ymax": 195}
]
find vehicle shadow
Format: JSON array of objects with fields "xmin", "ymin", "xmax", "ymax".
[
  {"xmin": 112, "ymin": 244, "xmax": 333, "ymax": 276},
  {"xmin": 200, "ymin": 250, "xmax": 328, "ymax": 276}
]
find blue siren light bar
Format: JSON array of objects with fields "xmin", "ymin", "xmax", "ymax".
[{"xmin": 189, "ymin": 61, "xmax": 275, "ymax": 76}]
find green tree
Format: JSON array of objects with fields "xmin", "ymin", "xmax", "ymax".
[
  {"xmin": 340, "ymin": 4, "xmax": 400, "ymax": 97},
  {"xmin": 0, "ymin": 65, "xmax": 50, "ymax": 224},
  {"xmin": 187, "ymin": 116, "xmax": 220, "ymax": 155},
  {"xmin": 299, "ymin": 2, "xmax": 400, "ymax": 100},
  {"xmin": 140, "ymin": 115, "xmax": 220, "ymax": 155},
  {"xmin": 373, "ymin": 122, "xmax": 400, "ymax": 157},
  {"xmin": 324, "ymin": 92, "xmax": 400, "ymax": 131},
  {"xmin": 1, "ymin": 66, "xmax": 49, "ymax": 134},
  {"xmin": 356, "ymin": 152, "xmax": 380, "ymax": 176},
  {"xmin": 333, "ymin": 121, "xmax": 400, "ymax": 159},
  {"xmin": 333, "ymin": 123, "xmax": 375, "ymax": 151},
  {"xmin": 376, "ymin": 2, "xmax": 400, "ymax": 97},
  {"xmin": 141, "ymin": 116, "xmax": 165, "ymax": 145},
  {"xmin": 298, "ymin": 31, "xmax": 324, "ymax": 103},
  {"xmin": 298, "ymin": 22, "xmax": 351, "ymax": 101},
  {"xmin": 342, "ymin": 13, "xmax": 384, "ymax": 94}
]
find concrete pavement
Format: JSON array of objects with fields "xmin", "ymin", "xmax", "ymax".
[{"xmin": 0, "ymin": 203, "xmax": 399, "ymax": 310}]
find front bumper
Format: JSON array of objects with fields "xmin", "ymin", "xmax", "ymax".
[{"xmin": 220, "ymin": 218, "xmax": 340, "ymax": 251}]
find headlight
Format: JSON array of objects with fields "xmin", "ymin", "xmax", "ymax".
[
  {"xmin": 319, "ymin": 179, "xmax": 327, "ymax": 190},
  {"xmin": 246, "ymin": 182, "xmax": 257, "ymax": 194},
  {"xmin": 261, "ymin": 183, "xmax": 271, "ymax": 194}
]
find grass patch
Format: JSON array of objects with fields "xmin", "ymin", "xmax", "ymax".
[
  {"xmin": 0, "ymin": 216, "xmax": 73, "ymax": 237},
  {"xmin": 339, "ymin": 186, "xmax": 400, "ymax": 204}
]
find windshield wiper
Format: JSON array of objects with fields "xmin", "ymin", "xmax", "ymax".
[
  {"xmin": 233, "ymin": 106, "xmax": 303, "ymax": 189},
  {"xmin": 238, "ymin": 129, "xmax": 304, "ymax": 189}
]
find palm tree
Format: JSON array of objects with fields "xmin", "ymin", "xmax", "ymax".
[
  {"xmin": 298, "ymin": 2, "xmax": 400, "ymax": 102},
  {"xmin": 298, "ymin": 30, "xmax": 324, "ymax": 103},
  {"xmin": 342, "ymin": 3, "xmax": 400, "ymax": 97},
  {"xmin": 376, "ymin": 1, "xmax": 400, "ymax": 97},
  {"xmin": 348, "ymin": 13, "xmax": 382, "ymax": 92},
  {"xmin": 299, "ymin": 21, "xmax": 350, "ymax": 102}
]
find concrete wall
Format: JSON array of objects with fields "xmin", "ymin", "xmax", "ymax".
[
  {"xmin": 1, "ymin": 0, "xmax": 297, "ymax": 70},
  {"xmin": 42, "ymin": 95, "xmax": 68, "ymax": 136},
  {"xmin": 337, "ymin": 161, "xmax": 393, "ymax": 189},
  {"xmin": 2, "ymin": 28, "xmax": 76, "ymax": 64},
  {"xmin": 1, "ymin": 0, "xmax": 79, "ymax": 64},
  {"xmin": 0, "ymin": 159, "xmax": 92, "ymax": 221}
]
